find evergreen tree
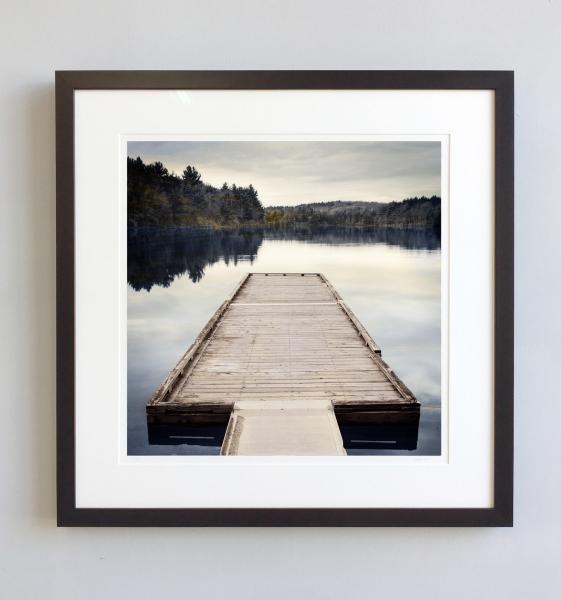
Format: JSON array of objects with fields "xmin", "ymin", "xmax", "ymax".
[
  {"xmin": 182, "ymin": 165, "xmax": 202, "ymax": 186},
  {"xmin": 127, "ymin": 157, "xmax": 266, "ymax": 228}
]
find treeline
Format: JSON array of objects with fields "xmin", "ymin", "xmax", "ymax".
[
  {"xmin": 128, "ymin": 157, "xmax": 440, "ymax": 230},
  {"xmin": 128, "ymin": 157, "xmax": 264, "ymax": 228},
  {"xmin": 265, "ymin": 197, "xmax": 441, "ymax": 230}
]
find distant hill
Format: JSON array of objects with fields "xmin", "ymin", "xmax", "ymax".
[{"xmin": 265, "ymin": 197, "xmax": 441, "ymax": 230}]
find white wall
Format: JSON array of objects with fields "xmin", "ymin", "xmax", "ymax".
[{"xmin": 1, "ymin": 1, "xmax": 559, "ymax": 598}]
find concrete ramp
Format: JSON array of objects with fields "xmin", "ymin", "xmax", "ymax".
[{"xmin": 221, "ymin": 400, "xmax": 346, "ymax": 456}]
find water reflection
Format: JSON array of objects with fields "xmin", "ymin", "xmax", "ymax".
[
  {"xmin": 128, "ymin": 226, "xmax": 440, "ymax": 291},
  {"xmin": 339, "ymin": 422, "xmax": 419, "ymax": 453},
  {"xmin": 148, "ymin": 423, "xmax": 227, "ymax": 454},
  {"xmin": 127, "ymin": 226, "xmax": 441, "ymax": 456},
  {"xmin": 265, "ymin": 225, "xmax": 440, "ymax": 250},
  {"xmin": 128, "ymin": 227, "xmax": 263, "ymax": 291}
]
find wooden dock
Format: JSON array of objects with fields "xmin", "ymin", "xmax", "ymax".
[{"xmin": 146, "ymin": 273, "xmax": 420, "ymax": 455}]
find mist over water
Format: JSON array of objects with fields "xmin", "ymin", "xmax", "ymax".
[{"xmin": 127, "ymin": 226, "xmax": 441, "ymax": 456}]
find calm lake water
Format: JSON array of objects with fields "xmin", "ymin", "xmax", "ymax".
[{"xmin": 127, "ymin": 227, "xmax": 441, "ymax": 456}]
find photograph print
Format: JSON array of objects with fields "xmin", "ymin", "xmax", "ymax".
[{"xmin": 127, "ymin": 140, "xmax": 443, "ymax": 457}]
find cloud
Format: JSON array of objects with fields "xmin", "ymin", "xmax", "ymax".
[{"xmin": 127, "ymin": 141, "xmax": 440, "ymax": 206}]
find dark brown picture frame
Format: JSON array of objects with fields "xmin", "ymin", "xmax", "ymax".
[{"xmin": 56, "ymin": 70, "xmax": 514, "ymax": 527}]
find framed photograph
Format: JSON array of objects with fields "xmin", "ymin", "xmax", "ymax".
[{"xmin": 56, "ymin": 70, "xmax": 513, "ymax": 526}]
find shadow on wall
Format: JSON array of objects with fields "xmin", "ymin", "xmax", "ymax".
[{"xmin": 21, "ymin": 83, "xmax": 57, "ymax": 522}]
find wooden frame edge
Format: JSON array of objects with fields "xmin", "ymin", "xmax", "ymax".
[
  {"xmin": 56, "ymin": 70, "xmax": 514, "ymax": 527},
  {"xmin": 56, "ymin": 71, "xmax": 77, "ymax": 525}
]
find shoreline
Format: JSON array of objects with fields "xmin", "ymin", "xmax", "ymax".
[{"xmin": 127, "ymin": 222, "xmax": 442, "ymax": 233}]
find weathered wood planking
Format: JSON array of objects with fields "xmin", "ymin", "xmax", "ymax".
[{"xmin": 146, "ymin": 273, "xmax": 420, "ymax": 440}]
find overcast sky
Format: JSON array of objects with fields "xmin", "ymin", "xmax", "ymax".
[{"xmin": 128, "ymin": 141, "xmax": 440, "ymax": 207}]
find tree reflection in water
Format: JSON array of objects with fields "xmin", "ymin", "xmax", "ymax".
[
  {"xmin": 128, "ymin": 225, "xmax": 440, "ymax": 291},
  {"xmin": 128, "ymin": 227, "xmax": 264, "ymax": 291}
]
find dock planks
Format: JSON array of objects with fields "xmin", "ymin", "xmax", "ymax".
[{"xmin": 146, "ymin": 273, "xmax": 420, "ymax": 455}]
